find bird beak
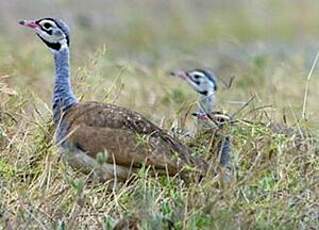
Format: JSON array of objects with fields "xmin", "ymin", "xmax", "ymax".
[
  {"xmin": 169, "ymin": 70, "xmax": 189, "ymax": 81},
  {"xmin": 18, "ymin": 19, "xmax": 39, "ymax": 30}
]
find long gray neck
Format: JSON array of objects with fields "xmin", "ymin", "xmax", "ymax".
[
  {"xmin": 198, "ymin": 92, "xmax": 215, "ymax": 115},
  {"xmin": 196, "ymin": 92, "xmax": 216, "ymax": 130},
  {"xmin": 52, "ymin": 47, "xmax": 77, "ymax": 124}
]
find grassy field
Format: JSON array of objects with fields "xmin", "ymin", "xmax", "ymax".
[{"xmin": 0, "ymin": 1, "xmax": 318, "ymax": 229}]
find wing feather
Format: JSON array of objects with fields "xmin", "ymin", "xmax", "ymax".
[{"xmin": 58, "ymin": 102, "xmax": 205, "ymax": 175}]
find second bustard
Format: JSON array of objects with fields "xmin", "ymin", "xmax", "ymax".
[
  {"xmin": 171, "ymin": 69, "xmax": 232, "ymax": 167},
  {"xmin": 19, "ymin": 18, "xmax": 207, "ymax": 181}
]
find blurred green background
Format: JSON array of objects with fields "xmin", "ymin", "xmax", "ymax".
[{"xmin": 0, "ymin": 0, "xmax": 319, "ymax": 126}]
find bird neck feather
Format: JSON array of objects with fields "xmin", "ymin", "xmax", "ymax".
[
  {"xmin": 196, "ymin": 93, "xmax": 216, "ymax": 130},
  {"xmin": 52, "ymin": 47, "xmax": 77, "ymax": 124},
  {"xmin": 198, "ymin": 93, "xmax": 215, "ymax": 115}
]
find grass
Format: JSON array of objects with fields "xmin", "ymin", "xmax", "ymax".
[{"xmin": 1, "ymin": 1, "xmax": 319, "ymax": 229}]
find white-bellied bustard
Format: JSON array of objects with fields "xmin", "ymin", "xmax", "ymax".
[
  {"xmin": 19, "ymin": 18, "xmax": 209, "ymax": 181},
  {"xmin": 171, "ymin": 69, "xmax": 232, "ymax": 168}
]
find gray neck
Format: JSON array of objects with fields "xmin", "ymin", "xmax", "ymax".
[
  {"xmin": 52, "ymin": 47, "xmax": 77, "ymax": 124},
  {"xmin": 198, "ymin": 92, "xmax": 215, "ymax": 115},
  {"xmin": 196, "ymin": 92, "xmax": 216, "ymax": 130}
]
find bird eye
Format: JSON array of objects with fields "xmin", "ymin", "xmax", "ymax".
[
  {"xmin": 43, "ymin": 22, "xmax": 52, "ymax": 29},
  {"xmin": 193, "ymin": 75, "xmax": 200, "ymax": 79}
]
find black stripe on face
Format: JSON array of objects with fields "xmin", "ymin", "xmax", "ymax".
[
  {"xmin": 198, "ymin": 90, "xmax": 208, "ymax": 96},
  {"xmin": 48, "ymin": 19, "xmax": 70, "ymax": 46},
  {"xmin": 65, "ymin": 35, "xmax": 70, "ymax": 46},
  {"xmin": 37, "ymin": 18, "xmax": 70, "ymax": 46},
  {"xmin": 37, "ymin": 34, "xmax": 61, "ymax": 50},
  {"xmin": 193, "ymin": 80, "xmax": 200, "ymax": 85},
  {"xmin": 45, "ymin": 30, "xmax": 53, "ymax": 35}
]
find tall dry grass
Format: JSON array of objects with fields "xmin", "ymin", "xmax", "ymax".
[{"xmin": 0, "ymin": 0, "xmax": 318, "ymax": 229}]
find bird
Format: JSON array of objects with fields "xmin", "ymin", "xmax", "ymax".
[
  {"xmin": 171, "ymin": 69, "xmax": 313, "ymax": 160},
  {"xmin": 18, "ymin": 17, "xmax": 208, "ymax": 181},
  {"xmin": 170, "ymin": 69, "xmax": 232, "ymax": 167}
]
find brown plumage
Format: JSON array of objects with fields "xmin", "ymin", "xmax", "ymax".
[{"xmin": 59, "ymin": 102, "xmax": 206, "ymax": 180}]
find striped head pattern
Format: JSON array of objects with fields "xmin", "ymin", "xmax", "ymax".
[
  {"xmin": 170, "ymin": 69, "xmax": 218, "ymax": 96},
  {"xmin": 19, "ymin": 17, "xmax": 70, "ymax": 52}
]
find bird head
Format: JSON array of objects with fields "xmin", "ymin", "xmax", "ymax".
[
  {"xmin": 170, "ymin": 69, "xmax": 217, "ymax": 96},
  {"xmin": 19, "ymin": 17, "xmax": 70, "ymax": 52}
]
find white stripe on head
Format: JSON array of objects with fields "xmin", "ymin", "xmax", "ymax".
[{"xmin": 186, "ymin": 69, "xmax": 217, "ymax": 95}]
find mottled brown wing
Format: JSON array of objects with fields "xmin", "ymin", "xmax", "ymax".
[
  {"xmin": 61, "ymin": 102, "xmax": 202, "ymax": 174},
  {"xmin": 66, "ymin": 102, "xmax": 162, "ymax": 134},
  {"xmin": 67, "ymin": 102, "xmax": 192, "ymax": 152},
  {"xmin": 67, "ymin": 124, "xmax": 181, "ymax": 174}
]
